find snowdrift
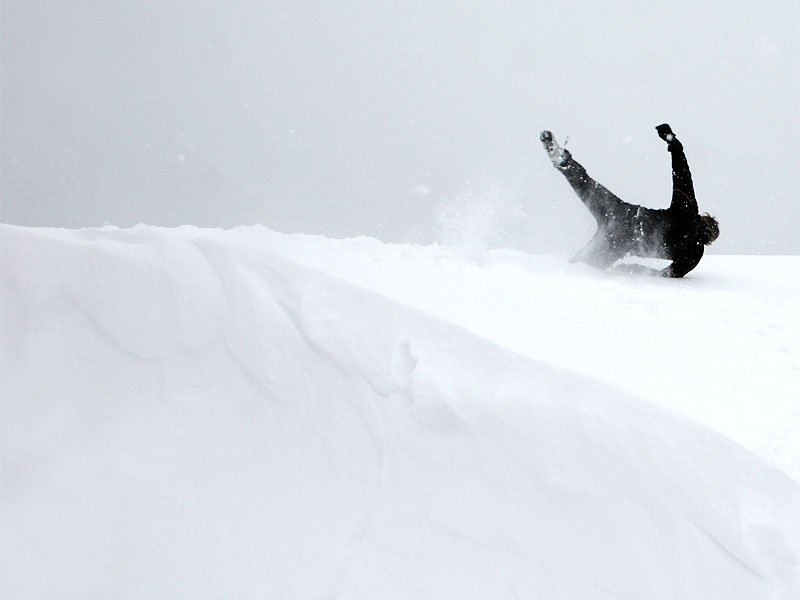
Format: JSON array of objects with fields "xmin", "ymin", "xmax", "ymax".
[{"xmin": 1, "ymin": 224, "xmax": 798, "ymax": 599}]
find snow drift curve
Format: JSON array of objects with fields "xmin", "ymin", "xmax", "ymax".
[{"xmin": 1, "ymin": 225, "xmax": 797, "ymax": 599}]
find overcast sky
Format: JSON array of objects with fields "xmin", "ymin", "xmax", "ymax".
[{"xmin": 2, "ymin": 0, "xmax": 799, "ymax": 254}]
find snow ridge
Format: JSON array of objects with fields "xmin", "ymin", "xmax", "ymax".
[{"xmin": 1, "ymin": 225, "xmax": 798, "ymax": 599}]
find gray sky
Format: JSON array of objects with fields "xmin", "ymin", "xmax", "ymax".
[{"xmin": 2, "ymin": 0, "xmax": 799, "ymax": 254}]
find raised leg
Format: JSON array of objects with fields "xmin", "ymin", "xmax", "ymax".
[
  {"xmin": 540, "ymin": 131, "xmax": 633, "ymax": 226},
  {"xmin": 655, "ymin": 124, "xmax": 698, "ymax": 214}
]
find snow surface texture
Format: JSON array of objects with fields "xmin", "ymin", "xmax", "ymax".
[{"xmin": 2, "ymin": 224, "xmax": 799, "ymax": 599}]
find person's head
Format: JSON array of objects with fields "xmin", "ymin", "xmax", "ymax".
[{"xmin": 700, "ymin": 213, "xmax": 720, "ymax": 245}]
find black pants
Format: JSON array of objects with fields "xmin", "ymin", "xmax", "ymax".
[{"xmin": 557, "ymin": 152, "xmax": 639, "ymax": 267}]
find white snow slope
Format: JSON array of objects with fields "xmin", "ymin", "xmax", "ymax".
[{"xmin": 2, "ymin": 224, "xmax": 799, "ymax": 599}]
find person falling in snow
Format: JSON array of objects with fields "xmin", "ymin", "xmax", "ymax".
[{"xmin": 541, "ymin": 124, "xmax": 719, "ymax": 277}]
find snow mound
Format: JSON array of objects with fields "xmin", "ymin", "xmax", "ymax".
[{"xmin": 1, "ymin": 225, "xmax": 798, "ymax": 599}]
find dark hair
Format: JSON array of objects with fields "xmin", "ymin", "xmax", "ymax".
[{"xmin": 700, "ymin": 213, "xmax": 719, "ymax": 245}]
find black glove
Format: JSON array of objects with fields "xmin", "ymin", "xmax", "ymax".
[{"xmin": 655, "ymin": 123, "xmax": 674, "ymax": 141}]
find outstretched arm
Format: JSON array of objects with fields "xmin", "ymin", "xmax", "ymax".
[
  {"xmin": 662, "ymin": 245, "xmax": 704, "ymax": 277},
  {"xmin": 656, "ymin": 124, "xmax": 698, "ymax": 214}
]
